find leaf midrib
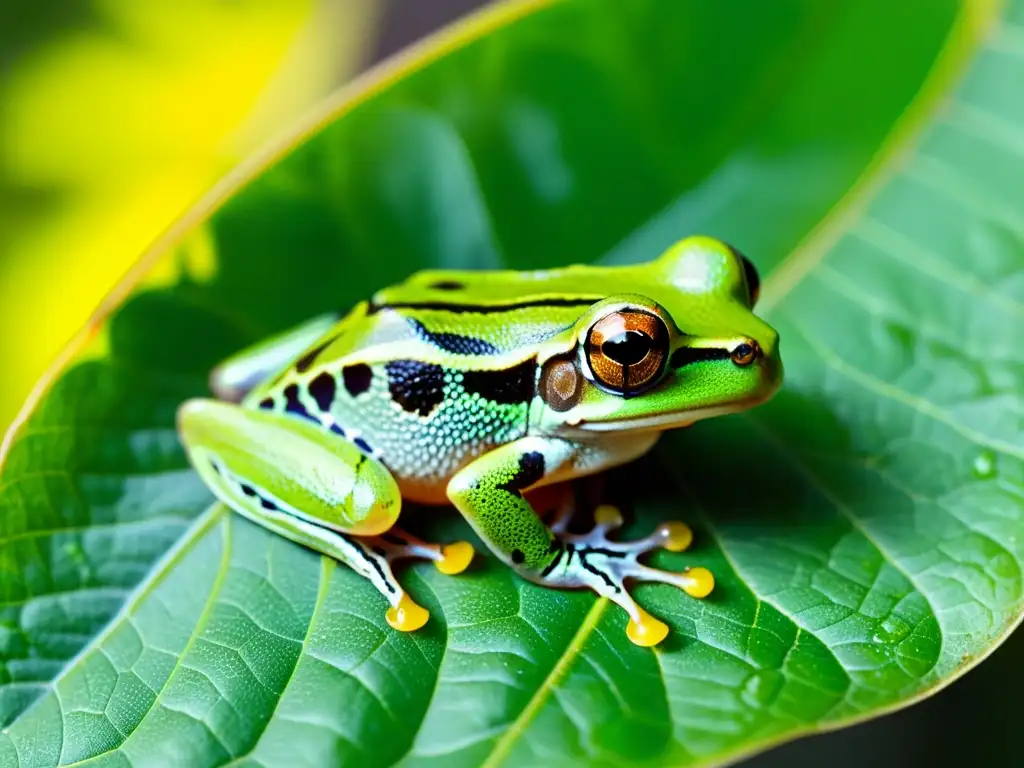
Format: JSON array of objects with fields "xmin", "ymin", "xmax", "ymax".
[
  {"xmin": 219, "ymin": 558, "xmax": 335, "ymax": 768},
  {"xmin": 756, "ymin": 0, "xmax": 1002, "ymax": 315},
  {"xmin": 58, "ymin": 509, "xmax": 232, "ymax": 767},
  {"xmin": 477, "ymin": 597, "xmax": 608, "ymax": 768}
]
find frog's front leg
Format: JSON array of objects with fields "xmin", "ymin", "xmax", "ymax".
[
  {"xmin": 447, "ymin": 437, "xmax": 714, "ymax": 647},
  {"xmin": 178, "ymin": 398, "xmax": 473, "ymax": 631}
]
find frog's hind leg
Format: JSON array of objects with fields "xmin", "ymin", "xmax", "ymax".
[
  {"xmin": 224, "ymin": 497, "xmax": 432, "ymax": 632},
  {"xmin": 178, "ymin": 398, "xmax": 472, "ymax": 632}
]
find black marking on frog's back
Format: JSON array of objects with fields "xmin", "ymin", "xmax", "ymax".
[
  {"xmin": 367, "ymin": 296, "xmax": 601, "ymax": 315},
  {"xmin": 385, "ymin": 360, "xmax": 445, "ymax": 417},
  {"xmin": 342, "ymin": 364, "xmax": 373, "ymax": 397},
  {"xmin": 308, "ymin": 371, "xmax": 336, "ymax": 412},
  {"xmin": 407, "ymin": 318, "xmax": 499, "ymax": 356},
  {"xmin": 429, "ymin": 280, "xmax": 465, "ymax": 291},
  {"xmin": 283, "ymin": 383, "xmax": 315, "ymax": 423},
  {"xmin": 263, "ymin": 373, "xmax": 378, "ymax": 455},
  {"xmin": 295, "ymin": 332, "xmax": 342, "ymax": 373},
  {"xmin": 461, "ymin": 358, "xmax": 537, "ymax": 405}
]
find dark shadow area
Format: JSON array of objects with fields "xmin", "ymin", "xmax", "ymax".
[
  {"xmin": 754, "ymin": 623, "xmax": 1024, "ymax": 767},
  {"xmin": 373, "ymin": 0, "xmax": 490, "ymax": 62}
]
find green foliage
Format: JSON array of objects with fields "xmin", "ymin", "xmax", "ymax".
[{"xmin": 1, "ymin": 0, "xmax": 1023, "ymax": 765}]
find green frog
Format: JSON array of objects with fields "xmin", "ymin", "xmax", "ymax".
[{"xmin": 177, "ymin": 236, "xmax": 782, "ymax": 647}]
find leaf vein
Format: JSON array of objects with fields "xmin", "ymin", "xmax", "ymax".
[
  {"xmin": 478, "ymin": 598, "xmax": 606, "ymax": 768},
  {"xmin": 785, "ymin": 313, "xmax": 1024, "ymax": 461},
  {"xmin": 60, "ymin": 511, "xmax": 233, "ymax": 767}
]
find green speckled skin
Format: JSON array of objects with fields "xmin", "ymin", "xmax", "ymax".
[{"xmin": 177, "ymin": 236, "xmax": 783, "ymax": 645}]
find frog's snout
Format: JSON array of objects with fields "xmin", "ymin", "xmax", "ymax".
[{"xmin": 753, "ymin": 337, "xmax": 784, "ymax": 402}]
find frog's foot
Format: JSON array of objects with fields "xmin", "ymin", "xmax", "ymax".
[
  {"xmin": 308, "ymin": 533, "xmax": 426, "ymax": 634},
  {"xmin": 540, "ymin": 505, "xmax": 715, "ymax": 647},
  {"xmin": 360, "ymin": 528, "xmax": 473, "ymax": 632},
  {"xmin": 372, "ymin": 528, "xmax": 476, "ymax": 576}
]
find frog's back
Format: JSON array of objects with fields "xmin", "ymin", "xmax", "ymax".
[
  {"xmin": 246, "ymin": 264, "xmax": 614, "ymax": 503},
  {"xmin": 375, "ymin": 262, "xmax": 611, "ymax": 305},
  {"xmin": 363, "ymin": 263, "xmax": 619, "ymax": 361}
]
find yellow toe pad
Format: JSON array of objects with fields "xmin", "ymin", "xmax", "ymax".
[
  {"xmin": 682, "ymin": 566, "xmax": 715, "ymax": 598},
  {"xmin": 659, "ymin": 521, "xmax": 693, "ymax": 552},
  {"xmin": 386, "ymin": 593, "xmax": 430, "ymax": 632},
  {"xmin": 626, "ymin": 607, "xmax": 669, "ymax": 647},
  {"xmin": 594, "ymin": 505, "xmax": 623, "ymax": 528},
  {"xmin": 435, "ymin": 540, "xmax": 474, "ymax": 575}
]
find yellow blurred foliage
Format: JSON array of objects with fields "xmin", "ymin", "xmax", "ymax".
[{"xmin": 0, "ymin": 0, "xmax": 380, "ymax": 430}]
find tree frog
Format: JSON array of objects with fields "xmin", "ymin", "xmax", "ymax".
[{"xmin": 177, "ymin": 236, "xmax": 782, "ymax": 647}]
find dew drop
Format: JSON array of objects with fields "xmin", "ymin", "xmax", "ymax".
[
  {"xmin": 973, "ymin": 450, "xmax": 997, "ymax": 479},
  {"xmin": 872, "ymin": 616, "xmax": 910, "ymax": 645}
]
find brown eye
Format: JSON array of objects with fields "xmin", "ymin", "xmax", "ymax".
[
  {"xmin": 731, "ymin": 341, "xmax": 760, "ymax": 366},
  {"xmin": 586, "ymin": 310, "xmax": 669, "ymax": 395}
]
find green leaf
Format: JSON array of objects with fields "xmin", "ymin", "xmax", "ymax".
[{"xmin": 2, "ymin": 0, "xmax": 1022, "ymax": 765}]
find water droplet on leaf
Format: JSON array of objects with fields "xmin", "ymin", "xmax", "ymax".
[
  {"xmin": 872, "ymin": 616, "xmax": 910, "ymax": 645},
  {"xmin": 973, "ymin": 450, "xmax": 996, "ymax": 478}
]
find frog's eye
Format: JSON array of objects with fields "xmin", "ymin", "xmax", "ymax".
[
  {"xmin": 739, "ymin": 252, "xmax": 760, "ymax": 307},
  {"xmin": 586, "ymin": 310, "xmax": 669, "ymax": 395}
]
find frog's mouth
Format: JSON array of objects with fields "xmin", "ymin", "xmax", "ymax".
[
  {"xmin": 563, "ymin": 369, "xmax": 783, "ymax": 435},
  {"xmin": 566, "ymin": 402, "xmax": 751, "ymax": 434}
]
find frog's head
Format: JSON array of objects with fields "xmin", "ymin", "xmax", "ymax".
[{"xmin": 535, "ymin": 236, "xmax": 782, "ymax": 435}]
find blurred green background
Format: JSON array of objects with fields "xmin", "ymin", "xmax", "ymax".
[
  {"xmin": 0, "ymin": 0, "xmax": 482, "ymax": 432},
  {"xmin": 1, "ymin": 1, "xmax": 1021, "ymax": 765}
]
